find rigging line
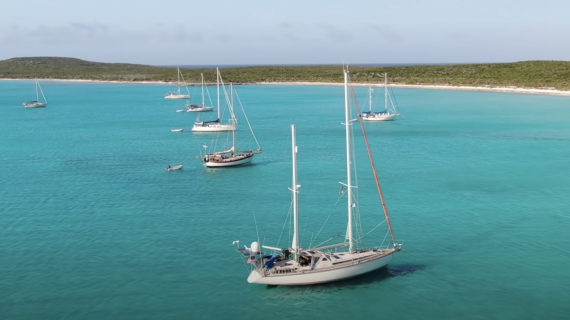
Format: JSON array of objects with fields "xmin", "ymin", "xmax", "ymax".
[
  {"xmin": 398, "ymin": 250, "xmax": 409, "ymax": 264},
  {"xmin": 276, "ymin": 198, "xmax": 293, "ymax": 249},
  {"xmin": 234, "ymin": 90, "xmax": 261, "ymax": 150},
  {"xmin": 388, "ymin": 89, "xmax": 401, "ymax": 115},
  {"xmin": 240, "ymin": 255, "xmax": 250, "ymax": 273},
  {"xmin": 380, "ymin": 229, "xmax": 390, "ymax": 249},
  {"xmin": 349, "ymin": 117, "xmax": 363, "ymax": 240},
  {"xmin": 300, "ymin": 215, "xmax": 309, "ymax": 248},
  {"xmin": 401, "ymin": 248, "xmax": 419, "ymax": 258},
  {"xmin": 253, "ymin": 214, "xmax": 261, "ymax": 249},
  {"xmin": 288, "ymin": 192, "xmax": 292, "ymax": 247},
  {"xmin": 308, "ymin": 213, "xmax": 333, "ymax": 248},
  {"xmin": 388, "ymin": 87, "xmax": 405, "ymax": 119},
  {"xmin": 352, "ymin": 192, "xmax": 363, "ymax": 241},
  {"xmin": 206, "ymin": 82, "xmax": 215, "ymax": 108},
  {"xmin": 217, "ymin": 74, "xmax": 232, "ymax": 122},
  {"xmin": 388, "ymin": 87, "xmax": 400, "ymax": 110},
  {"xmin": 349, "ymin": 85, "xmax": 397, "ymax": 245},
  {"xmin": 311, "ymin": 234, "xmax": 344, "ymax": 249},
  {"xmin": 334, "ymin": 191, "xmax": 346, "ymax": 206},
  {"xmin": 355, "ymin": 220, "xmax": 387, "ymax": 242}
]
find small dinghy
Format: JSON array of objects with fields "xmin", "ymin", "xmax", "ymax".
[
  {"xmin": 171, "ymin": 128, "xmax": 184, "ymax": 132},
  {"xmin": 176, "ymin": 109, "xmax": 184, "ymax": 113},
  {"xmin": 166, "ymin": 165, "xmax": 183, "ymax": 171}
]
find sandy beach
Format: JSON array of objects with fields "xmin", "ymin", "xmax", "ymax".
[
  {"xmin": 3, "ymin": 78, "xmax": 570, "ymax": 97},
  {"xmin": 257, "ymin": 81, "xmax": 570, "ymax": 97}
]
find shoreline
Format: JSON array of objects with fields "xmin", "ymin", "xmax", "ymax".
[
  {"xmin": 257, "ymin": 81, "xmax": 570, "ymax": 97},
  {"xmin": 2, "ymin": 78, "xmax": 570, "ymax": 97}
]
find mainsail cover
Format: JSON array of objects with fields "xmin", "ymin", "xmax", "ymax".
[{"xmin": 212, "ymin": 146, "xmax": 234, "ymax": 155}]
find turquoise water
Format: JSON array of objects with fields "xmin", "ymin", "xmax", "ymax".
[{"xmin": 1, "ymin": 80, "xmax": 570, "ymax": 319}]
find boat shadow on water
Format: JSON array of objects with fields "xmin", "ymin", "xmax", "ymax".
[{"xmin": 265, "ymin": 263, "xmax": 427, "ymax": 291}]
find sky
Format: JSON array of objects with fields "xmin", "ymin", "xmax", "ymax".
[{"xmin": 1, "ymin": 0, "xmax": 569, "ymax": 65}]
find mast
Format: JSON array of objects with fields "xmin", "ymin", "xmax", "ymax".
[
  {"xmin": 177, "ymin": 67, "xmax": 181, "ymax": 95},
  {"xmin": 290, "ymin": 124, "xmax": 299, "ymax": 261},
  {"xmin": 368, "ymin": 87, "xmax": 373, "ymax": 112},
  {"xmin": 216, "ymin": 68, "xmax": 220, "ymax": 120},
  {"xmin": 344, "ymin": 68, "xmax": 354, "ymax": 253},
  {"xmin": 201, "ymin": 73, "xmax": 205, "ymax": 107},
  {"xmin": 35, "ymin": 79, "xmax": 39, "ymax": 101},
  {"xmin": 384, "ymin": 73, "xmax": 388, "ymax": 112},
  {"xmin": 231, "ymin": 83, "xmax": 235, "ymax": 155}
]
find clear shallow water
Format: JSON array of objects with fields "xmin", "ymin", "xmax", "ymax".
[{"xmin": 1, "ymin": 80, "xmax": 570, "ymax": 320}]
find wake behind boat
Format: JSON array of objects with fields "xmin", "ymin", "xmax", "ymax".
[
  {"xmin": 361, "ymin": 73, "xmax": 401, "ymax": 121},
  {"xmin": 23, "ymin": 79, "xmax": 47, "ymax": 108},
  {"xmin": 234, "ymin": 68, "xmax": 401, "ymax": 285}
]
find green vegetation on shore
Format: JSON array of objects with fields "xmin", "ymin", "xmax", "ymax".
[{"xmin": 1, "ymin": 57, "xmax": 569, "ymax": 90}]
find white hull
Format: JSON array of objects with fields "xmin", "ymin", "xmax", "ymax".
[
  {"xmin": 24, "ymin": 103, "xmax": 47, "ymax": 108},
  {"xmin": 203, "ymin": 154, "xmax": 254, "ymax": 167},
  {"xmin": 247, "ymin": 250, "xmax": 395, "ymax": 285},
  {"xmin": 192, "ymin": 123, "xmax": 236, "ymax": 132},
  {"xmin": 171, "ymin": 128, "xmax": 184, "ymax": 132},
  {"xmin": 165, "ymin": 94, "xmax": 190, "ymax": 99},
  {"xmin": 187, "ymin": 107, "xmax": 214, "ymax": 112},
  {"xmin": 362, "ymin": 113, "xmax": 399, "ymax": 121},
  {"xmin": 166, "ymin": 165, "xmax": 183, "ymax": 171}
]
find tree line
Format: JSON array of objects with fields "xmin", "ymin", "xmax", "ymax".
[{"xmin": 1, "ymin": 57, "xmax": 569, "ymax": 90}]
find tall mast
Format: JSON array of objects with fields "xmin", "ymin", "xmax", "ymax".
[
  {"xmin": 368, "ymin": 87, "xmax": 372, "ymax": 112},
  {"xmin": 231, "ymin": 83, "xmax": 235, "ymax": 154},
  {"xmin": 344, "ymin": 68, "xmax": 354, "ymax": 253},
  {"xmin": 35, "ymin": 79, "xmax": 39, "ymax": 101},
  {"xmin": 201, "ymin": 73, "xmax": 205, "ymax": 107},
  {"xmin": 177, "ymin": 67, "xmax": 181, "ymax": 95},
  {"xmin": 216, "ymin": 68, "xmax": 220, "ymax": 120},
  {"xmin": 384, "ymin": 73, "xmax": 388, "ymax": 112},
  {"xmin": 290, "ymin": 124, "xmax": 299, "ymax": 261}
]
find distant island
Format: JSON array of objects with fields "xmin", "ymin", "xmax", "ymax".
[{"xmin": 1, "ymin": 57, "xmax": 569, "ymax": 92}]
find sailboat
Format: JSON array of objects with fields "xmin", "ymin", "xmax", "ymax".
[
  {"xmin": 234, "ymin": 68, "xmax": 401, "ymax": 285},
  {"xmin": 164, "ymin": 67, "xmax": 191, "ymax": 99},
  {"xmin": 200, "ymin": 83, "xmax": 262, "ymax": 167},
  {"xmin": 361, "ymin": 73, "xmax": 400, "ymax": 121},
  {"xmin": 23, "ymin": 79, "xmax": 47, "ymax": 108},
  {"xmin": 191, "ymin": 68, "xmax": 236, "ymax": 132},
  {"xmin": 186, "ymin": 73, "xmax": 214, "ymax": 112}
]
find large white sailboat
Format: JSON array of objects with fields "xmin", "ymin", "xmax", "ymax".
[
  {"xmin": 23, "ymin": 79, "xmax": 47, "ymax": 108},
  {"xmin": 186, "ymin": 73, "xmax": 214, "ymax": 112},
  {"xmin": 200, "ymin": 83, "xmax": 262, "ymax": 168},
  {"xmin": 361, "ymin": 73, "xmax": 400, "ymax": 121},
  {"xmin": 234, "ymin": 68, "xmax": 401, "ymax": 285},
  {"xmin": 164, "ymin": 67, "xmax": 191, "ymax": 99},
  {"xmin": 192, "ymin": 68, "xmax": 236, "ymax": 132}
]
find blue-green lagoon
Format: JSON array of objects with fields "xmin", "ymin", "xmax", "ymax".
[{"xmin": 1, "ymin": 80, "xmax": 569, "ymax": 319}]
